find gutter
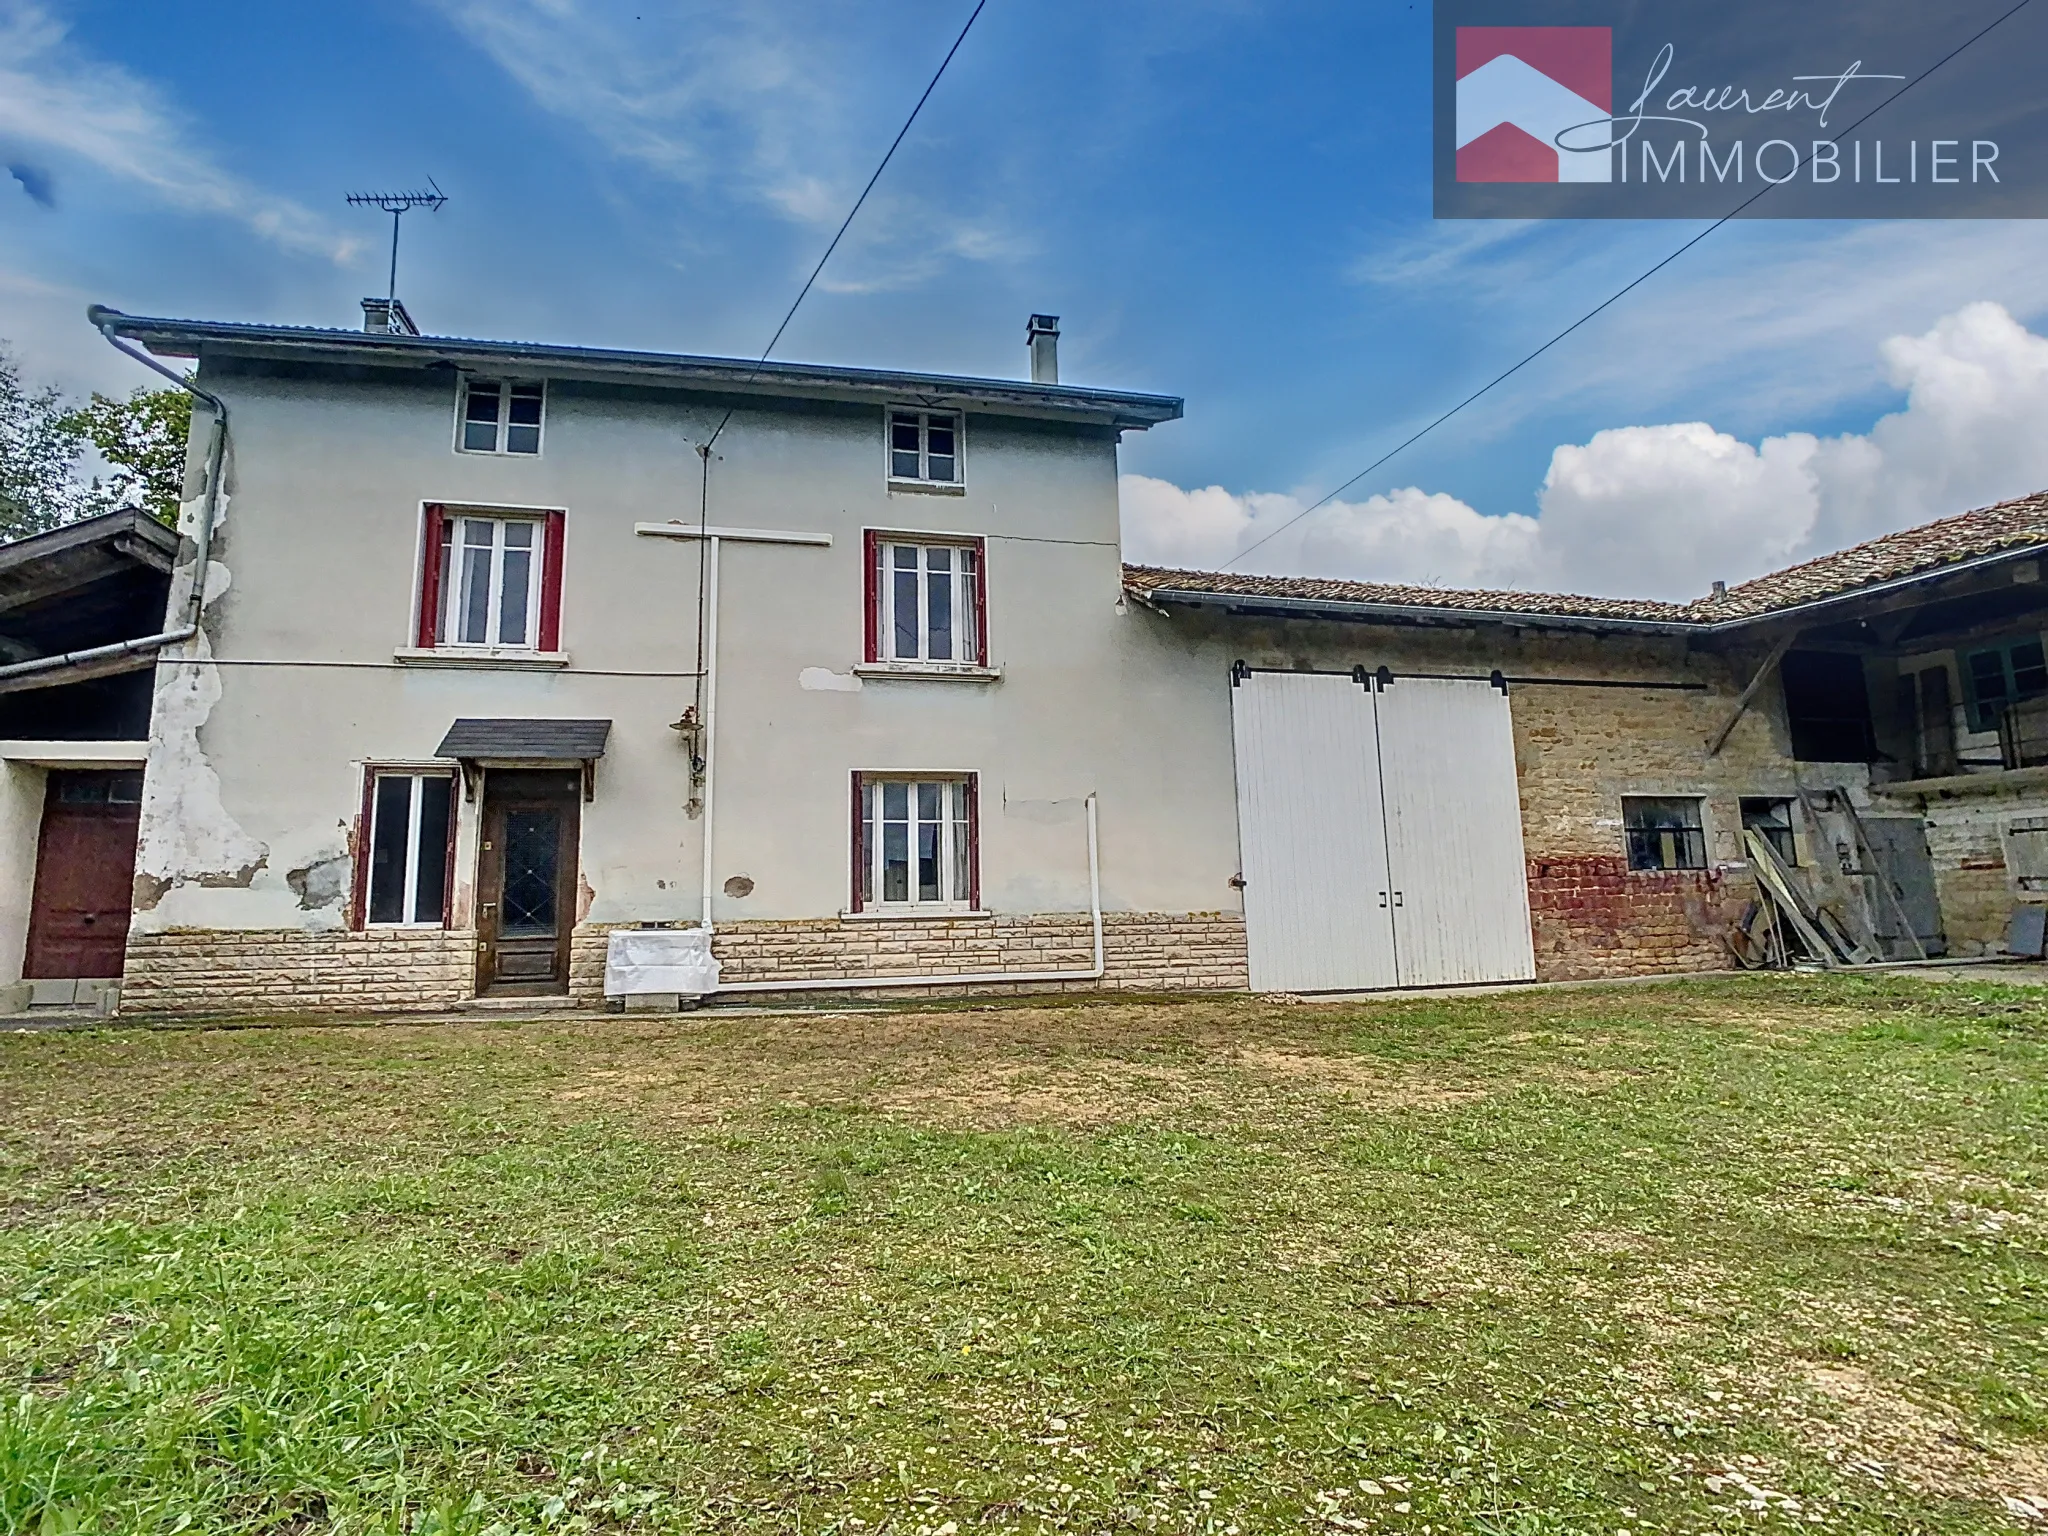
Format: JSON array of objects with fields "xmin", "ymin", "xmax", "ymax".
[
  {"xmin": 0, "ymin": 307, "xmax": 234, "ymax": 690},
  {"xmin": 713, "ymin": 794, "xmax": 1106, "ymax": 995}
]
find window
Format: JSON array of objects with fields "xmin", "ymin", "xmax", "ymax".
[
  {"xmin": 888, "ymin": 410, "xmax": 961, "ymax": 485},
  {"xmin": 459, "ymin": 378, "xmax": 545, "ymax": 455},
  {"xmin": 360, "ymin": 771, "xmax": 455, "ymax": 926},
  {"xmin": 1780, "ymin": 650, "xmax": 1876, "ymax": 763},
  {"xmin": 416, "ymin": 505, "xmax": 564, "ymax": 651},
  {"xmin": 852, "ymin": 774, "xmax": 977, "ymax": 911},
  {"xmin": 865, "ymin": 535, "xmax": 983, "ymax": 664},
  {"xmin": 1894, "ymin": 666, "xmax": 1957, "ymax": 778},
  {"xmin": 1739, "ymin": 797, "xmax": 1798, "ymax": 867},
  {"xmin": 52, "ymin": 770, "xmax": 142, "ymax": 806},
  {"xmin": 1623, "ymin": 796, "xmax": 1707, "ymax": 872},
  {"xmin": 1963, "ymin": 636, "xmax": 2048, "ymax": 733}
]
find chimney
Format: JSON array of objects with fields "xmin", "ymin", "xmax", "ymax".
[
  {"xmin": 1027, "ymin": 313, "xmax": 1059, "ymax": 384},
  {"xmin": 1710, "ymin": 580, "xmax": 1728, "ymax": 602},
  {"xmin": 361, "ymin": 296, "xmax": 420, "ymax": 336}
]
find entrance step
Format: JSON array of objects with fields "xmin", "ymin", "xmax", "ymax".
[{"xmin": 452, "ymin": 995, "xmax": 581, "ymax": 1014}]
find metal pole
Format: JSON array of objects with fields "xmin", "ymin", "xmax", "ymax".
[
  {"xmin": 389, "ymin": 208, "xmax": 401, "ymax": 301},
  {"xmin": 697, "ymin": 535, "xmax": 721, "ymax": 937}
]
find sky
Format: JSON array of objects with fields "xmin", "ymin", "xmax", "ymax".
[{"xmin": 4, "ymin": 0, "xmax": 2048, "ymax": 601}]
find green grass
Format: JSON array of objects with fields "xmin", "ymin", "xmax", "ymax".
[{"xmin": 0, "ymin": 974, "xmax": 2044, "ymax": 1533}]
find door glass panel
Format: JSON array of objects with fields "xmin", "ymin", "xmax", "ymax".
[
  {"xmin": 368, "ymin": 775, "xmax": 413, "ymax": 924},
  {"xmin": 501, "ymin": 810, "xmax": 560, "ymax": 937},
  {"xmin": 415, "ymin": 777, "xmax": 452, "ymax": 924}
]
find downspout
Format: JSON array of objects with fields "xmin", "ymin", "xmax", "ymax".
[
  {"xmin": 0, "ymin": 307, "xmax": 237, "ymax": 690},
  {"xmin": 714, "ymin": 794, "xmax": 1106, "ymax": 994},
  {"xmin": 697, "ymin": 533, "xmax": 722, "ymax": 938}
]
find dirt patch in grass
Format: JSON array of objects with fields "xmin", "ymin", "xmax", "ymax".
[{"xmin": 1797, "ymin": 1363, "xmax": 2048, "ymax": 1513}]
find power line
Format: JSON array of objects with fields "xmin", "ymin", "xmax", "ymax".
[
  {"xmin": 1226, "ymin": 0, "xmax": 2033, "ymax": 569},
  {"xmin": 701, "ymin": 0, "xmax": 990, "ymax": 455}
]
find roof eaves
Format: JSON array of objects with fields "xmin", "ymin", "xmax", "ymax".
[
  {"xmin": 1138, "ymin": 584, "xmax": 1706, "ymax": 637},
  {"xmin": 90, "ymin": 308, "xmax": 1185, "ymax": 429}
]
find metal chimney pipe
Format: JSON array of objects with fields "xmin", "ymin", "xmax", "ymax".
[{"xmin": 1027, "ymin": 314, "xmax": 1059, "ymax": 384}]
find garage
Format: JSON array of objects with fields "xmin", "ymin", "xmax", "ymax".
[{"xmin": 1229, "ymin": 666, "xmax": 1536, "ymax": 992}]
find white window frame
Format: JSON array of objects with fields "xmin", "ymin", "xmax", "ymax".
[
  {"xmin": 438, "ymin": 513, "xmax": 547, "ymax": 650},
  {"xmin": 365, "ymin": 769, "xmax": 456, "ymax": 928},
  {"xmin": 886, "ymin": 408, "xmax": 964, "ymax": 486},
  {"xmin": 873, "ymin": 537, "xmax": 982, "ymax": 665},
  {"xmin": 860, "ymin": 776, "xmax": 974, "ymax": 911},
  {"xmin": 456, "ymin": 377, "xmax": 547, "ymax": 457}
]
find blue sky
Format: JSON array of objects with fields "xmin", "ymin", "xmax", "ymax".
[{"xmin": 6, "ymin": 0, "xmax": 2048, "ymax": 598}]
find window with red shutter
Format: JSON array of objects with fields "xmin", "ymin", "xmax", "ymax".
[{"xmin": 416, "ymin": 506, "xmax": 565, "ymax": 651}]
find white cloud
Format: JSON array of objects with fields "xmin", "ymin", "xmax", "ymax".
[
  {"xmin": 432, "ymin": 0, "xmax": 1022, "ymax": 290},
  {"xmin": 1126, "ymin": 301, "xmax": 2048, "ymax": 601},
  {"xmin": 0, "ymin": 3, "xmax": 354, "ymax": 262}
]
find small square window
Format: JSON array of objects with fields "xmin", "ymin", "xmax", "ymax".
[
  {"xmin": 458, "ymin": 378, "xmax": 545, "ymax": 456},
  {"xmin": 1739, "ymin": 797, "xmax": 1798, "ymax": 867},
  {"xmin": 1963, "ymin": 636, "xmax": 2048, "ymax": 733},
  {"xmin": 887, "ymin": 409, "xmax": 962, "ymax": 485},
  {"xmin": 1622, "ymin": 796, "xmax": 1706, "ymax": 872}
]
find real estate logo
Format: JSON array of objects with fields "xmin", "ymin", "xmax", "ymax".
[
  {"xmin": 1455, "ymin": 27, "xmax": 1612, "ymax": 183},
  {"xmin": 1433, "ymin": 1, "xmax": 2048, "ymax": 219}
]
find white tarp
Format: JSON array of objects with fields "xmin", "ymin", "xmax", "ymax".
[{"xmin": 604, "ymin": 927, "xmax": 720, "ymax": 997}]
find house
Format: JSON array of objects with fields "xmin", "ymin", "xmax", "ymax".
[{"xmin": 0, "ymin": 302, "xmax": 2037, "ymax": 1014}]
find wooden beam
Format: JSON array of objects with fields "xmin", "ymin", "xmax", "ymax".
[{"xmin": 1706, "ymin": 632, "xmax": 1797, "ymax": 757}]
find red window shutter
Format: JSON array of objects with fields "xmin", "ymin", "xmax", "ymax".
[
  {"xmin": 350, "ymin": 770, "xmax": 376, "ymax": 930},
  {"xmin": 416, "ymin": 504, "xmax": 445, "ymax": 648},
  {"xmin": 538, "ymin": 509, "xmax": 566, "ymax": 652},
  {"xmin": 861, "ymin": 529, "xmax": 881, "ymax": 662},
  {"xmin": 965, "ymin": 773, "xmax": 981, "ymax": 912},
  {"xmin": 971, "ymin": 537, "xmax": 989, "ymax": 665},
  {"xmin": 849, "ymin": 771, "xmax": 866, "ymax": 912}
]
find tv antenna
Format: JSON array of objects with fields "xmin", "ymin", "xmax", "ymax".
[{"xmin": 345, "ymin": 180, "xmax": 447, "ymax": 301}]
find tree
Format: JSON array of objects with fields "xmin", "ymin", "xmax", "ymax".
[
  {"xmin": 61, "ymin": 386, "xmax": 192, "ymax": 527},
  {"xmin": 0, "ymin": 342, "xmax": 100, "ymax": 537}
]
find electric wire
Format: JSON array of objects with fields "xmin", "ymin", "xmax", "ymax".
[
  {"xmin": 687, "ymin": 0, "xmax": 990, "ymax": 731},
  {"xmin": 1225, "ymin": 0, "xmax": 2034, "ymax": 569}
]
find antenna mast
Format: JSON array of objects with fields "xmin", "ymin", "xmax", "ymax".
[{"xmin": 345, "ymin": 181, "xmax": 447, "ymax": 301}]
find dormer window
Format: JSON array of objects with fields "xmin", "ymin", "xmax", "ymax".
[
  {"xmin": 888, "ymin": 409, "xmax": 961, "ymax": 487},
  {"xmin": 459, "ymin": 379, "xmax": 545, "ymax": 455}
]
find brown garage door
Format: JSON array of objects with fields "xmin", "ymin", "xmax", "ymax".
[{"xmin": 25, "ymin": 770, "xmax": 143, "ymax": 980}]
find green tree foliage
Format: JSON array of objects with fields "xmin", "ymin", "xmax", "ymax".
[
  {"xmin": 0, "ymin": 342, "xmax": 98, "ymax": 537},
  {"xmin": 60, "ymin": 386, "xmax": 193, "ymax": 527}
]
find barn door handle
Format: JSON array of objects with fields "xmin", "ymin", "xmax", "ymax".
[
  {"xmin": 1378, "ymin": 892, "xmax": 1388, "ymax": 908},
  {"xmin": 1393, "ymin": 891, "xmax": 1404, "ymax": 907}
]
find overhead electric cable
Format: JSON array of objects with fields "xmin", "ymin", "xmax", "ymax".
[
  {"xmin": 701, "ymin": 0, "xmax": 990, "ymax": 455},
  {"xmin": 1226, "ymin": 0, "xmax": 2034, "ymax": 569}
]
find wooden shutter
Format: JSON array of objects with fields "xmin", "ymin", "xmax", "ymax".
[
  {"xmin": 350, "ymin": 769, "xmax": 377, "ymax": 930},
  {"xmin": 538, "ymin": 509, "xmax": 566, "ymax": 652},
  {"xmin": 416, "ymin": 505, "xmax": 445, "ymax": 648},
  {"xmin": 964, "ymin": 773, "xmax": 981, "ymax": 912},
  {"xmin": 861, "ymin": 530, "xmax": 881, "ymax": 662},
  {"xmin": 849, "ymin": 771, "xmax": 866, "ymax": 912}
]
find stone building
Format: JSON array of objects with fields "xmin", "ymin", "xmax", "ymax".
[{"xmin": 0, "ymin": 301, "xmax": 2040, "ymax": 1013}]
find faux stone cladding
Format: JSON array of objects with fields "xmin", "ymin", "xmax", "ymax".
[
  {"xmin": 1526, "ymin": 855, "xmax": 1746, "ymax": 982},
  {"xmin": 118, "ymin": 912, "xmax": 1249, "ymax": 1014},
  {"xmin": 121, "ymin": 927, "xmax": 473, "ymax": 1014},
  {"xmin": 572, "ymin": 912, "xmax": 1251, "ymax": 1003}
]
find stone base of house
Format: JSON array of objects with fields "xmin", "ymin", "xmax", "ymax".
[
  {"xmin": 118, "ymin": 912, "xmax": 1251, "ymax": 1015},
  {"xmin": 121, "ymin": 926, "xmax": 475, "ymax": 1014},
  {"xmin": 1525, "ymin": 855, "xmax": 1745, "ymax": 982}
]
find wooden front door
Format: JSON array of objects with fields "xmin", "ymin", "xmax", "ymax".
[
  {"xmin": 476, "ymin": 769, "xmax": 581, "ymax": 994},
  {"xmin": 25, "ymin": 769, "xmax": 144, "ymax": 980}
]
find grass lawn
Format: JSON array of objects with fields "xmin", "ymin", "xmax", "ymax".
[{"xmin": 1, "ymin": 975, "xmax": 2045, "ymax": 1535}]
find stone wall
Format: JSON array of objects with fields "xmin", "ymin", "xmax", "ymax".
[
  {"xmin": 571, "ymin": 911, "xmax": 1249, "ymax": 1004},
  {"xmin": 1526, "ymin": 855, "xmax": 1743, "ymax": 981},
  {"xmin": 120, "ymin": 911, "xmax": 1248, "ymax": 1015},
  {"xmin": 1886, "ymin": 777, "xmax": 2048, "ymax": 954},
  {"xmin": 121, "ymin": 927, "xmax": 473, "ymax": 1014}
]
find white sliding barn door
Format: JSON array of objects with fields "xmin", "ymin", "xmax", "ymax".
[
  {"xmin": 1374, "ymin": 678, "xmax": 1537, "ymax": 987},
  {"xmin": 1229, "ymin": 671, "xmax": 1398, "ymax": 992}
]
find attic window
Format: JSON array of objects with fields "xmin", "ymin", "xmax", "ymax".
[
  {"xmin": 460, "ymin": 379, "xmax": 545, "ymax": 455},
  {"xmin": 888, "ymin": 409, "xmax": 961, "ymax": 486}
]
